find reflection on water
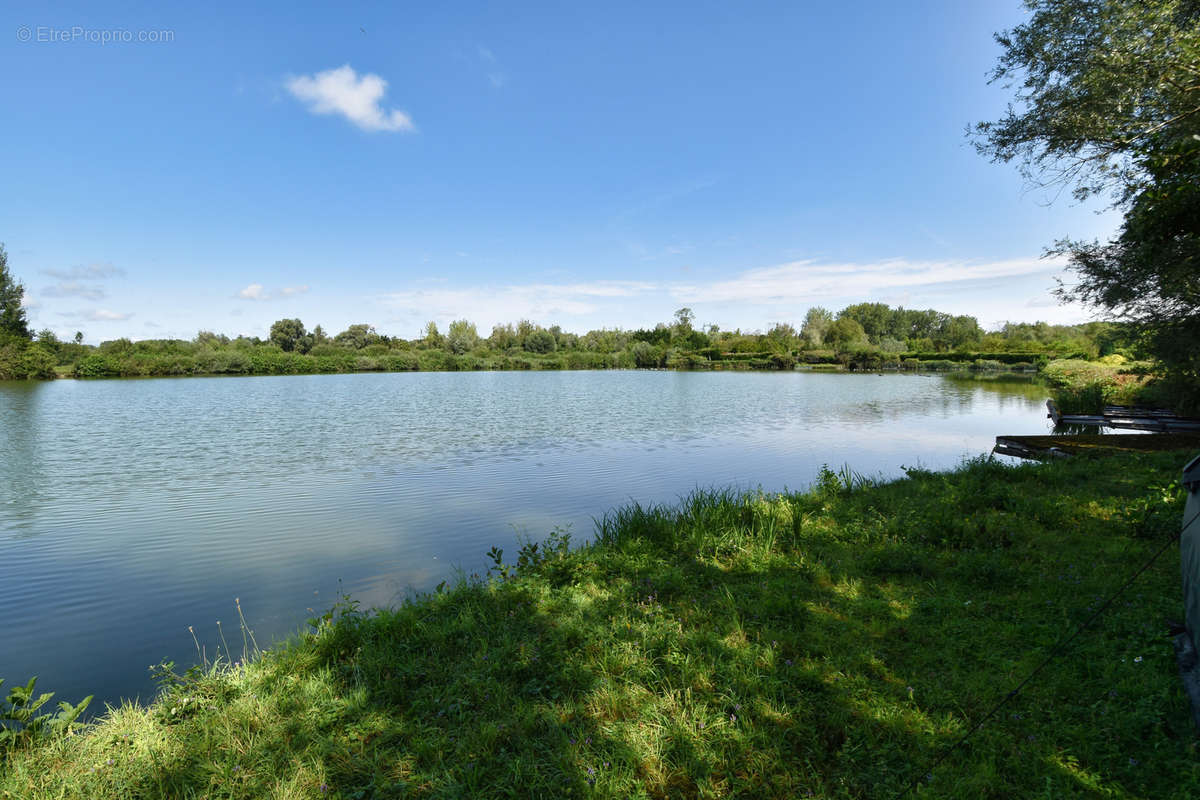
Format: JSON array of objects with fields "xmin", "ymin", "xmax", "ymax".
[{"xmin": 0, "ymin": 370, "xmax": 1051, "ymax": 709}]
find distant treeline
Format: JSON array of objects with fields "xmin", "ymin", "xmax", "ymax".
[{"xmin": 0, "ymin": 302, "xmax": 1144, "ymax": 381}]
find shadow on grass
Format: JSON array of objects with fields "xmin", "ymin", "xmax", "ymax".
[{"xmin": 4, "ymin": 450, "xmax": 1197, "ymax": 799}]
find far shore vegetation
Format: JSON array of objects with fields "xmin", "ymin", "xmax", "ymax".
[
  {"xmin": 2, "ymin": 244, "xmax": 1185, "ymax": 413},
  {"xmin": 1, "ymin": 450, "xmax": 1195, "ymax": 798}
]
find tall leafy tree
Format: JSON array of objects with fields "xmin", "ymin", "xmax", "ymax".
[
  {"xmin": 800, "ymin": 307, "xmax": 833, "ymax": 347},
  {"xmin": 974, "ymin": 0, "xmax": 1200, "ymax": 203},
  {"xmin": 445, "ymin": 319, "xmax": 480, "ymax": 354},
  {"xmin": 0, "ymin": 243, "xmax": 32, "ymax": 341},
  {"xmin": 974, "ymin": 0, "xmax": 1200, "ymax": 398},
  {"xmin": 269, "ymin": 318, "xmax": 307, "ymax": 352}
]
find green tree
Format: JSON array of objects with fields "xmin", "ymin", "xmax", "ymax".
[
  {"xmin": 766, "ymin": 322, "xmax": 797, "ymax": 353},
  {"xmin": 672, "ymin": 307, "xmax": 695, "ymax": 336},
  {"xmin": 73, "ymin": 331, "xmax": 83, "ymax": 345},
  {"xmin": 269, "ymin": 318, "xmax": 307, "ymax": 352},
  {"xmin": 446, "ymin": 319, "xmax": 480, "ymax": 354},
  {"xmin": 336, "ymin": 324, "xmax": 381, "ymax": 350},
  {"xmin": 36, "ymin": 329, "xmax": 61, "ymax": 362},
  {"xmin": 838, "ymin": 303, "xmax": 893, "ymax": 342},
  {"xmin": 419, "ymin": 322, "xmax": 442, "ymax": 349},
  {"xmin": 515, "ymin": 319, "xmax": 536, "ymax": 347},
  {"xmin": 800, "ymin": 307, "xmax": 833, "ymax": 347},
  {"xmin": 825, "ymin": 317, "xmax": 869, "ymax": 350},
  {"xmin": 0, "ymin": 244, "xmax": 32, "ymax": 342},
  {"xmin": 630, "ymin": 340, "xmax": 660, "ymax": 368},
  {"xmin": 936, "ymin": 315, "xmax": 984, "ymax": 351},
  {"xmin": 489, "ymin": 323, "xmax": 518, "ymax": 350},
  {"xmin": 973, "ymin": 0, "xmax": 1200, "ymax": 203},
  {"xmin": 1053, "ymin": 150, "xmax": 1200, "ymax": 389},
  {"xmin": 975, "ymin": 0, "xmax": 1200, "ymax": 398},
  {"xmin": 523, "ymin": 328, "xmax": 556, "ymax": 354}
]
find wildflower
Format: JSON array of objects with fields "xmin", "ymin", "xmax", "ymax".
[
  {"xmin": 320, "ymin": 784, "xmax": 328, "ymax": 793},
  {"xmin": 1134, "ymin": 656, "xmax": 1143, "ymax": 663},
  {"xmin": 1129, "ymin": 757, "xmax": 1139, "ymax": 766}
]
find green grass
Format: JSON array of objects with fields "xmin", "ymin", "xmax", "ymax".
[
  {"xmin": 1042, "ymin": 359, "xmax": 1161, "ymax": 414},
  {"xmin": 3, "ymin": 451, "xmax": 1199, "ymax": 798}
]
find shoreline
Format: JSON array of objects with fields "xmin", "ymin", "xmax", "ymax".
[{"xmin": 3, "ymin": 449, "xmax": 1196, "ymax": 798}]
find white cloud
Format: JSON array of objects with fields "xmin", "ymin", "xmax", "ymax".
[
  {"xmin": 476, "ymin": 46, "xmax": 505, "ymax": 88},
  {"xmin": 20, "ymin": 291, "xmax": 38, "ymax": 309},
  {"xmin": 89, "ymin": 309, "xmax": 132, "ymax": 321},
  {"xmin": 379, "ymin": 281, "xmax": 656, "ymax": 329},
  {"xmin": 285, "ymin": 65, "xmax": 415, "ymax": 133},
  {"xmin": 670, "ymin": 257, "xmax": 1068, "ymax": 305},
  {"xmin": 372, "ymin": 256, "xmax": 1092, "ymax": 333},
  {"xmin": 42, "ymin": 281, "xmax": 106, "ymax": 300},
  {"xmin": 42, "ymin": 263, "xmax": 125, "ymax": 280},
  {"xmin": 237, "ymin": 283, "xmax": 310, "ymax": 301},
  {"xmin": 1025, "ymin": 295, "xmax": 1060, "ymax": 308},
  {"xmin": 57, "ymin": 308, "xmax": 133, "ymax": 322},
  {"xmin": 237, "ymin": 283, "xmax": 268, "ymax": 301}
]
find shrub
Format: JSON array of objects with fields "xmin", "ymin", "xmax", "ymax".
[{"xmin": 0, "ymin": 676, "xmax": 91, "ymax": 756}]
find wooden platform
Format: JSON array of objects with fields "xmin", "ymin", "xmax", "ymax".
[
  {"xmin": 995, "ymin": 433, "xmax": 1200, "ymax": 461},
  {"xmin": 1046, "ymin": 400, "xmax": 1200, "ymax": 432}
]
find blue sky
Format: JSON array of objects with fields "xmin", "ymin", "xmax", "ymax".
[{"xmin": 3, "ymin": 1, "xmax": 1120, "ymax": 343}]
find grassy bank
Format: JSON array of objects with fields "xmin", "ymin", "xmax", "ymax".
[
  {"xmin": 1041, "ymin": 358, "xmax": 1163, "ymax": 414},
  {"xmin": 2, "ymin": 451, "xmax": 1198, "ymax": 798}
]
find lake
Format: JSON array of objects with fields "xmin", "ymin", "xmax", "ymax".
[{"xmin": 0, "ymin": 370, "xmax": 1051, "ymax": 710}]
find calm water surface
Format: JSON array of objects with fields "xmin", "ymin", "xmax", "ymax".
[{"xmin": 0, "ymin": 370, "xmax": 1051, "ymax": 709}]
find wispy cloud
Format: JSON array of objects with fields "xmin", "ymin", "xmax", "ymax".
[
  {"xmin": 37, "ymin": 262, "xmax": 123, "ymax": 307},
  {"xmin": 1026, "ymin": 295, "xmax": 1060, "ymax": 308},
  {"xmin": 476, "ymin": 46, "xmax": 505, "ymax": 88},
  {"xmin": 41, "ymin": 263, "xmax": 125, "ymax": 280},
  {"xmin": 373, "ymin": 255, "xmax": 1085, "ymax": 332},
  {"xmin": 236, "ymin": 283, "xmax": 310, "ymax": 301},
  {"xmin": 42, "ymin": 281, "xmax": 107, "ymax": 300},
  {"xmin": 57, "ymin": 308, "xmax": 134, "ymax": 322},
  {"xmin": 669, "ymin": 257, "xmax": 1068, "ymax": 305},
  {"xmin": 237, "ymin": 283, "xmax": 268, "ymax": 301},
  {"xmin": 380, "ymin": 281, "xmax": 656, "ymax": 327},
  {"xmin": 285, "ymin": 65, "xmax": 415, "ymax": 133}
]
